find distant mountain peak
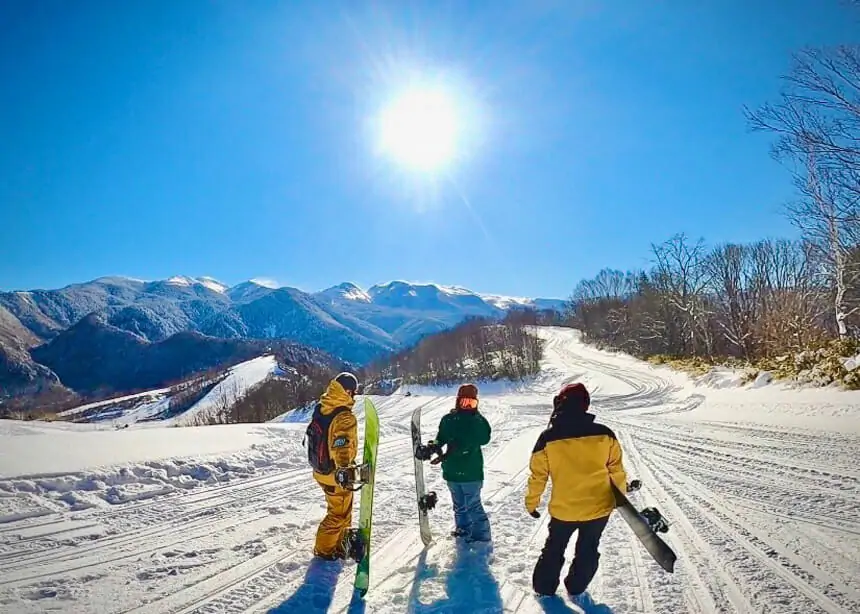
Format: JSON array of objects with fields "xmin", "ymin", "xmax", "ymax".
[
  {"xmin": 196, "ymin": 276, "xmax": 228, "ymax": 293},
  {"xmin": 320, "ymin": 282, "xmax": 372, "ymax": 303},
  {"xmin": 436, "ymin": 284, "xmax": 477, "ymax": 297},
  {"xmin": 161, "ymin": 276, "xmax": 228, "ymax": 293},
  {"xmin": 165, "ymin": 276, "xmax": 194, "ymax": 286}
]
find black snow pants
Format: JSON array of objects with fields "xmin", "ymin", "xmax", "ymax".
[{"xmin": 532, "ymin": 515, "xmax": 610, "ymax": 596}]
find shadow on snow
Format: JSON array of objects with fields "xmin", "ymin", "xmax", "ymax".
[
  {"xmin": 407, "ymin": 544, "xmax": 503, "ymax": 613},
  {"xmin": 267, "ymin": 557, "xmax": 344, "ymax": 613},
  {"xmin": 534, "ymin": 593, "xmax": 615, "ymax": 614}
]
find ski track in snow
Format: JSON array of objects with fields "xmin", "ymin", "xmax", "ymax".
[{"xmin": 1, "ymin": 327, "xmax": 859, "ymax": 613}]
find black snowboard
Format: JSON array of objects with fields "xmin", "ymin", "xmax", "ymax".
[{"xmin": 612, "ymin": 484, "xmax": 676, "ymax": 573}]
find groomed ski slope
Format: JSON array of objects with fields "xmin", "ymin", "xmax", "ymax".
[
  {"xmin": 1, "ymin": 327, "xmax": 858, "ymax": 613},
  {"xmin": 55, "ymin": 356, "xmax": 282, "ymax": 427}
]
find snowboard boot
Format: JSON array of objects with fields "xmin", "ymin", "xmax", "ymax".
[
  {"xmin": 342, "ymin": 529, "xmax": 366, "ymax": 563},
  {"xmin": 314, "ymin": 547, "xmax": 347, "ymax": 562}
]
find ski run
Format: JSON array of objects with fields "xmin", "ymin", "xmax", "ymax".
[{"xmin": 1, "ymin": 327, "xmax": 858, "ymax": 614}]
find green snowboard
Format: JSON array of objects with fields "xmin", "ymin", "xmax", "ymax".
[{"xmin": 354, "ymin": 397, "xmax": 379, "ymax": 596}]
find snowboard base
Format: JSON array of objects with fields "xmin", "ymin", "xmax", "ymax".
[{"xmin": 353, "ymin": 398, "xmax": 379, "ymax": 596}]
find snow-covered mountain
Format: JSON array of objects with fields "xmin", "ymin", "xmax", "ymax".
[
  {"xmin": 316, "ymin": 282, "xmax": 373, "ymax": 304},
  {"xmin": 0, "ymin": 276, "xmax": 565, "ymax": 397}
]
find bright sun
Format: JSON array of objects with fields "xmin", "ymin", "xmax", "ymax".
[{"xmin": 378, "ymin": 86, "xmax": 458, "ymax": 173}]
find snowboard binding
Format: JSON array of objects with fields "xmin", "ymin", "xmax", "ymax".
[
  {"xmin": 341, "ymin": 529, "xmax": 366, "ymax": 563},
  {"xmin": 415, "ymin": 440, "xmax": 445, "ymax": 463},
  {"xmin": 641, "ymin": 507, "xmax": 669, "ymax": 533},
  {"xmin": 418, "ymin": 491, "xmax": 438, "ymax": 512},
  {"xmin": 335, "ymin": 462, "xmax": 372, "ymax": 491}
]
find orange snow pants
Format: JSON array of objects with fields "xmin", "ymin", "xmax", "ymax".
[{"xmin": 313, "ymin": 483, "xmax": 354, "ymax": 556}]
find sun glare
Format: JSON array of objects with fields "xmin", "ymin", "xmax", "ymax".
[{"xmin": 378, "ymin": 87, "xmax": 458, "ymax": 173}]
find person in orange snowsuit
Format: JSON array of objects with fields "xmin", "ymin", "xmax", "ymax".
[{"xmin": 311, "ymin": 373, "xmax": 359, "ymax": 560}]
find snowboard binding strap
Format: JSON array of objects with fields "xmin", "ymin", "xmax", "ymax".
[
  {"xmin": 641, "ymin": 507, "xmax": 669, "ymax": 533},
  {"xmin": 341, "ymin": 529, "xmax": 366, "ymax": 563},
  {"xmin": 418, "ymin": 491, "xmax": 438, "ymax": 512},
  {"xmin": 335, "ymin": 463, "xmax": 372, "ymax": 491}
]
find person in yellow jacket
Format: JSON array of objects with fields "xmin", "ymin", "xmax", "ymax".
[
  {"xmin": 525, "ymin": 383, "xmax": 628, "ymax": 602},
  {"xmin": 310, "ymin": 372, "xmax": 360, "ymax": 560}
]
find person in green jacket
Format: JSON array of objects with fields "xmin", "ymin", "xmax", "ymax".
[{"xmin": 431, "ymin": 383, "xmax": 492, "ymax": 543}]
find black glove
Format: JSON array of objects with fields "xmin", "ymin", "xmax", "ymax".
[
  {"xmin": 416, "ymin": 440, "xmax": 441, "ymax": 461},
  {"xmin": 529, "ymin": 509, "xmax": 540, "ymax": 519},
  {"xmin": 627, "ymin": 479, "xmax": 642, "ymax": 493}
]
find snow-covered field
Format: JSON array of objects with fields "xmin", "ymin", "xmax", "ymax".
[{"xmin": 1, "ymin": 327, "xmax": 858, "ymax": 613}]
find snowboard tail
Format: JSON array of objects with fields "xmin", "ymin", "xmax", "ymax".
[
  {"xmin": 612, "ymin": 484, "xmax": 676, "ymax": 573},
  {"xmin": 353, "ymin": 398, "xmax": 379, "ymax": 596}
]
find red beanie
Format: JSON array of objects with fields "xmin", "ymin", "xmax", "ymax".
[{"xmin": 553, "ymin": 383, "xmax": 590, "ymax": 412}]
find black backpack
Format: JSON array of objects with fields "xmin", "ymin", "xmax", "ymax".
[{"xmin": 304, "ymin": 402, "xmax": 348, "ymax": 475}]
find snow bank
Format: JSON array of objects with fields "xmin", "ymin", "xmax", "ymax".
[
  {"xmin": 0, "ymin": 420, "xmax": 306, "ymax": 523},
  {"xmin": 0, "ymin": 420, "xmax": 294, "ymax": 478},
  {"xmin": 691, "ymin": 366, "xmax": 749, "ymax": 389},
  {"xmin": 0, "ymin": 456, "xmax": 260, "ymax": 518}
]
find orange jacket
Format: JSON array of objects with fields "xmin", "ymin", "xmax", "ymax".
[{"xmin": 312, "ymin": 379, "xmax": 358, "ymax": 487}]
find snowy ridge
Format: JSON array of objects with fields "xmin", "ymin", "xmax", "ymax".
[
  {"xmin": 480, "ymin": 294, "xmax": 533, "ymax": 309},
  {"xmin": 0, "ymin": 327, "xmax": 857, "ymax": 613},
  {"xmin": 165, "ymin": 276, "xmax": 228, "ymax": 293}
]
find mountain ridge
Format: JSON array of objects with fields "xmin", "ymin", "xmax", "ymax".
[{"xmin": 0, "ymin": 275, "xmax": 565, "ymax": 400}]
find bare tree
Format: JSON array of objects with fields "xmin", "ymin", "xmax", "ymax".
[
  {"xmin": 785, "ymin": 149, "xmax": 860, "ymax": 337},
  {"xmin": 651, "ymin": 234, "xmax": 714, "ymax": 355},
  {"xmin": 706, "ymin": 243, "xmax": 759, "ymax": 357},
  {"xmin": 747, "ymin": 41, "xmax": 860, "ymax": 337},
  {"xmin": 746, "ymin": 45, "xmax": 860, "ymax": 203}
]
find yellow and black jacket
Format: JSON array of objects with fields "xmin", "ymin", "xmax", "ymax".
[
  {"xmin": 525, "ymin": 411, "xmax": 627, "ymax": 522},
  {"xmin": 312, "ymin": 380, "xmax": 358, "ymax": 488}
]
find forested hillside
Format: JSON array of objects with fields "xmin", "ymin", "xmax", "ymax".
[{"xmin": 364, "ymin": 313, "xmax": 545, "ymax": 387}]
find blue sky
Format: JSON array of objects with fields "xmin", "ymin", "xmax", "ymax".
[{"xmin": 1, "ymin": 1, "xmax": 856, "ymax": 299}]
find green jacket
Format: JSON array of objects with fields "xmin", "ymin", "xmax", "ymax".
[{"xmin": 435, "ymin": 409, "xmax": 492, "ymax": 483}]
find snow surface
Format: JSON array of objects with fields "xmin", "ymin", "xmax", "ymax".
[{"xmin": 1, "ymin": 327, "xmax": 858, "ymax": 613}]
